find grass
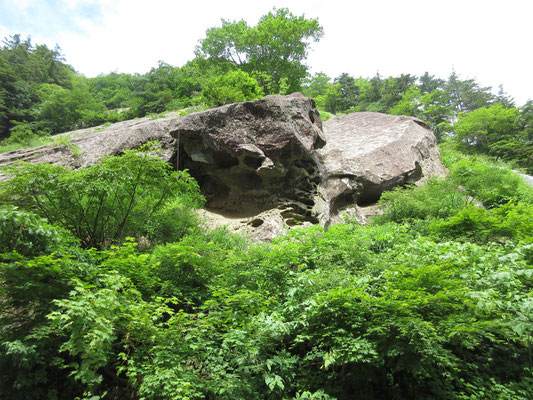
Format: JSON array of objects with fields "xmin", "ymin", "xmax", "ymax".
[{"xmin": 0, "ymin": 136, "xmax": 53, "ymax": 153}]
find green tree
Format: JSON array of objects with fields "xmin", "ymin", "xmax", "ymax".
[
  {"xmin": 88, "ymin": 71, "xmax": 135, "ymax": 110},
  {"xmin": 453, "ymin": 103, "xmax": 520, "ymax": 154},
  {"xmin": 514, "ymin": 100, "xmax": 533, "ymax": 172},
  {"xmin": 36, "ymin": 78, "xmax": 106, "ymax": 133},
  {"xmin": 196, "ymin": 8, "xmax": 323, "ymax": 94},
  {"xmin": 389, "ymin": 87, "xmax": 453, "ymax": 140},
  {"xmin": 302, "ymin": 72, "xmax": 332, "ymax": 99},
  {"xmin": 518, "ymin": 99, "xmax": 533, "ymax": 141},
  {"xmin": 333, "ymin": 73, "xmax": 359, "ymax": 112},
  {"xmin": 201, "ymin": 69, "xmax": 264, "ymax": 106},
  {"xmin": 126, "ymin": 60, "xmax": 207, "ymax": 117},
  {"xmin": 320, "ymin": 83, "xmax": 343, "ymax": 114},
  {"xmin": 0, "ymin": 35, "xmax": 74, "ymax": 138},
  {"xmin": 0, "ymin": 35, "xmax": 71, "ymax": 86},
  {"xmin": 0, "ymin": 57, "xmax": 17, "ymax": 137},
  {"xmin": 495, "ymin": 84, "xmax": 515, "ymax": 108},
  {"xmin": 301, "ymin": 72, "xmax": 343, "ymax": 113},
  {"xmin": 446, "ymin": 71, "xmax": 495, "ymax": 114},
  {"xmin": 418, "ymin": 72, "xmax": 445, "ymax": 94}
]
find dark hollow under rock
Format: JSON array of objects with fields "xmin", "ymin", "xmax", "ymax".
[{"xmin": 170, "ymin": 93, "xmax": 325, "ymax": 221}]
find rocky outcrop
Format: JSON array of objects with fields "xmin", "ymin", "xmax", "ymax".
[
  {"xmin": 0, "ymin": 94, "xmax": 448, "ymax": 240},
  {"xmin": 318, "ymin": 112, "xmax": 448, "ymax": 226},
  {"xmin": 170, "ymin": 93, "xmax": 325, "ymax": 225},
  {"xmin": 0, "ymin": 115, "xmax": 179, "ymax": 179}
]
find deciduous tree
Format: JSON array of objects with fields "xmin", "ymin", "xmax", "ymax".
[{"xmin": 196, "ymin": 8, "xmax": 323, "ymax": 94}]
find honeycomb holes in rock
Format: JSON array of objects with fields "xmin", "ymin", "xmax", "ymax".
[{"xmin": 173, "ymin": 142, "xmax": 325, "ymax": 224}]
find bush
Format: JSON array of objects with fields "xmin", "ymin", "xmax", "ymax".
[
  {"xmin": 151, "ymin": 235, "xmax": 227, "ymax": 303},
  {"xmin": 430, "ymin": 202, "xmax": 533, "ymax": 244},
  {"xmin": 36, "ymin": 80, "xmax": 106, "ymax": 133},
  {"xmin": 450, "ymin": 157, "xmax": 532, "ymax": 208},
  {"xmin": 144, "ymin": 197, "xmax": 200, "ymax": 245},
  {"xmin": 374, "ymin": 178, "xmax": 470, "ymax": 224},
  {"xmin": 201, "ymin": 70, "xmax": 264, "ymax": 107},
  {"xmin": 0, "ymin": 142, "xmax": 204, "ymax": 248},
  {"xmin": 0, "ymin": 215, "xmax": 95, "ymax": 400},
  {"xmin": 0, "ymin": 206, "xmax": 69, "ymax": 257}
]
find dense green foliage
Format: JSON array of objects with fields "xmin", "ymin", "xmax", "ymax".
[
  {"xmin": 201, "ymin": 69, "xmax": 264, "ymax": 107},
  {"xmin": 0, "ymin": 34, "xmax": 73, "ymax": 138},
  {"xmin": 1, "ymin": 8, "xmax": 532, "ymax": 399},
  {"xmin": 452, "ymin": 104, "xmax": 533, "ymax": 172},
  {"xmin": 0, "ymin": 143, "xmax": 203, "ymax": 248},
  {"xmin": 1, "ymin": 145, "xmax": 532, "ymax": 399}
]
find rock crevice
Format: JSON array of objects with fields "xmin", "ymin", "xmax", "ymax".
[{"xmin": 0, "ymin": 94, "xmax": 447, "ymax": 240}]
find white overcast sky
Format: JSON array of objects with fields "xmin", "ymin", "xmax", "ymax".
[{"xmin": 0, "ymin": 0, "xmax": 531, "ymax": 104}]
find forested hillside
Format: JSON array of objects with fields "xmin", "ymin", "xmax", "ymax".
[
  {"xmin": 1, "ymin": 9, "xmax": 531, "ymax": 172},
  {"xmin": 0, "ymin": 8, "xmax": 532, "ymax": 400}
]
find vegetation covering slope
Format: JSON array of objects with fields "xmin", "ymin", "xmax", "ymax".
[
  {"xmin": 0, "ymin": 7, "xmax": 532, "ymax": 400},
  {"xmin": 0, "ymin": 142, "xmax": 532, "ymax": 400}
]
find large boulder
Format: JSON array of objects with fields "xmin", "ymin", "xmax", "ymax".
[
  {"xmin": 169, "ymin": 93, "xmax": 325, "ymax": 225},
  {"xmin": 318, "ymin": 112, "xmax": 448, "ymax": 225},
  {"xmin": 0, "ymin": 94, "xmax": 448, "ymax": 239}
]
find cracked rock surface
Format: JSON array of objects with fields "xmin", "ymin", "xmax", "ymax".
[
  {"xmin": 0, "ymin": 94, "xmax": 447, "ymax": 240},
  {"xmin": 0, "ymin": 114, "xmax": 179, "ymax": 179},
  {"xmin": 318, "ymin": 112, "xmax": 448, "ymax": 226},
  {"xmin": 169, "ymin": 93, "xmax": 325, "ymax": 226}
]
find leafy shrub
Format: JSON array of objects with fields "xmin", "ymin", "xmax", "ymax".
[
  {"xmin": 150, "ymin": 236, "xmax": 227, "ymax": 304},
  {"xmin": 450, "ymin": 157, "xmax": 532, "ymax": 208},
  {"xmin": 439, "ymin": 145, "xmax": 533, "ymax": 207},
  {"xmin": 2, "ymin": 220, "xmax": 532, "ymax": 399},
  {"xmin": 453, "ymin": 103, "xmax": 520, "ymax": 154},
  {"xmin": 201, "ymin": 69, "xmax": 264, "ymax": 107},
  {"xmin": 430, "ymin": 202, "xmax": 533, "ymax": 244},
  {"xmin": 45, "ymin": 272, "xmax": 154, "ymax": 397},
  {"xmin": 375, "ymin": 178, "xmax": 470, "ymax": 224},
  {"xmin": 144, "ymin": 197, "xmax": 200, "ymax": 245},
  {"xmin": 201, "ymin": 225, "xmax": 250, "ymax": 251},
  {"xmin": 36, "ymin": 80, "xmax": 106, "ymax": 133},
  {"xmin": 0, "ymin": 237, "xmax": 95, "ymax": 400},
  {"xmin": 0, "ymin": 142, "xmax": 204, "ymax": 248},
  {"xmin": 0, "ymin": 121, "xmax": 52, "ymax": 153},
  {"xmin": 4, "ymin": 121, "xmax": 49, "ymax": 145},
  {"xmin": 0, "ymin": 206, "xmax": 69, "ymax": 256}
]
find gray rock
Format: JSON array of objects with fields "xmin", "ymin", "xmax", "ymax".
[
  {"xmin": 169, "ymin": 93, "xmax": 325, "ymax": 225},
  {"xmin": 0, "ymin": 115, "xmax": 179, "ymax": 180},
  {"xmin": 317, "ymin": 112, "xmax": 448, "ymax": 226},
  {"xmin": 0, "ymin": 94, "xmax": 448, "ymax": 240}
]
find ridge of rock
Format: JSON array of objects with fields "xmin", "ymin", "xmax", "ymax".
[
  {"xmin": 0, "ymin": 94, "xmax": 448, "ymax": 239},
  {"xmin": 0, "ymin": 114, "xmax": 179, "ymax": 178}
]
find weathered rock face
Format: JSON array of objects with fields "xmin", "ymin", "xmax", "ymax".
[
  {"xmin": 0, "ymin": 116, "xmax": 179, "ymax": 179},
  {"xmin": 169, "ymin": 93, "xmax": 325, "ymax": 225},
  {"xmin": 318, "ymin": 112, "xmax": 448, "ymax": 226},
  {"xmin": 0, "ymin": 94, "xmax": 448, "ymax": 240}
]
